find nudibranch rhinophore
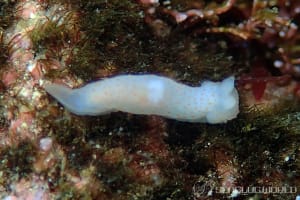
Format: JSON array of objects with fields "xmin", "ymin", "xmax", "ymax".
[{"xmin": 44, "ymin": 74, "xmax": 239, "ymax": 123}]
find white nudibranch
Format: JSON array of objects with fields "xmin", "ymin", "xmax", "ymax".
[{"xmin": 44, "ymin": 74, "xmax": 239, "ymax": 123}]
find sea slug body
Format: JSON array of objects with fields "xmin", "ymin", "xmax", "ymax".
[{"xmin": 44, "ymin": 74, "xmax": 239, "ymax": 124}]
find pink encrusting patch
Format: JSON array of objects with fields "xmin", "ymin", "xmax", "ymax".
[
  {"xmin": 3, "ymin": 175, "xmax": 51, "ymax": 200},
  {"xmin": 9, "ymin": 111, "xmax": 35, "ymax": 142},
  {"xmin": 16, "ymin": 0, "xmax": 40, "ymax": 20},
  {"xmin": 9, "ymin": 33, "xmax": 33, "ymax": 50},
  {"xmin": 2, "ymin": 70, "xmax": 18, "ymax": 87},
  {"xmin": 138, "ymin": 0, "xmax": 159, "ymax": 5}
]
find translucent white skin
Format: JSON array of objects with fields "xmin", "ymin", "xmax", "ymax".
[{"xmin": 44, "ymin": 74, "xmax": 239, "ymax": 123}]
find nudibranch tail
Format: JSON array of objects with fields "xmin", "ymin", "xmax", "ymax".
[{"xmin": 44, "ymin": 83, "xmax": 89, "ymax": 115}]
